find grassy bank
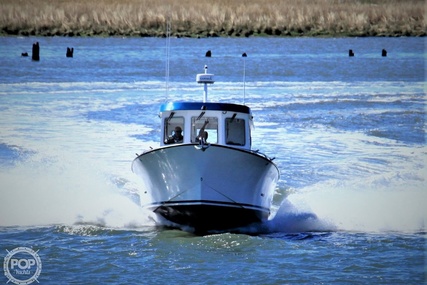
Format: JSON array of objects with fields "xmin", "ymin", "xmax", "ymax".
[{"xmin": 0, "ymin": 0, "xmax": 425, "ymax": 37}]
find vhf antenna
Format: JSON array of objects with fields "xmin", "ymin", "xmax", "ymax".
[
  {"xmin": 165, "ymin": 17, "xmax": 171, "ymax": 97},
  {"xmin": 242, "ymin": 52, "xmax": 247, "ymax": 104}
]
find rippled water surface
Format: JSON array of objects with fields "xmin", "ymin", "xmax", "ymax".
[{"xmin": 0, "ymin": 36, "xmax": 425, "ymax": 284}]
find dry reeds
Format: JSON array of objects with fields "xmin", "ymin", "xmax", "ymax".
[{"xmin": 0, "ymin": 0, "xmax": 425, "ymax": 37}]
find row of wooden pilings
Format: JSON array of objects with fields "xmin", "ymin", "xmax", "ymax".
[
  {"xmin": 21, "ymin": 42, "xmax": 388, "ymax": 60},
  {"xmin": 349, "ymin": 49, "xmax": 387, "ymax": 57},
  {"xmin": 21, "ymin": 42, "xmax": 74, "ymax": 60},
  {"xmin": 207, "ymin": 50, "xmax": 388, "ymax": 57}
]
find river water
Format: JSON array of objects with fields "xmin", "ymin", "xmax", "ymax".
[{"xmin": 0, "ymin": 36, "xmax": 425, "ymax": 284}]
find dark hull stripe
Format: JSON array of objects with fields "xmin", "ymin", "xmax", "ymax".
[
  {"xmin": 146, "ymin": 200, "xmax": 270, "ymax": 212},
  {"xmin": 151, "ymin": 203, "xmax": 268, "ymax": 234}
]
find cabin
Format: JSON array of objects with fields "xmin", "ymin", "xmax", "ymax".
[
  {"xmin": 159, "ymin": 65, "xmax": 253, "ymax": 150},
  {"xmin": 159, "ymin": 102, "xmax": 253, "ymax": 150}
]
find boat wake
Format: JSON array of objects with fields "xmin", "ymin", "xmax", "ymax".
[
  {"xmin": 0, "ymin": 154, "xmax": 155, "ymax": 229},
  {"xmin": 1, "ymin": 152, "xmax": 424, "ymax": 235}
]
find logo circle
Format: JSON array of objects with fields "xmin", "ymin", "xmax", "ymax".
[{"xmin": 3, "ymin": 247, "xmax": 42, "ymax": 285}]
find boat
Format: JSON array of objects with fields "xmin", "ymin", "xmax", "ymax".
[{"xmin": 132, "ymin": 65, "xmax": 279, "ymax": 234}]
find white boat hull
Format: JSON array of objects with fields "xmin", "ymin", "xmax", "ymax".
[{"xmin": 132, "ymin": 144, "xmax": 279, "ymax": 233}]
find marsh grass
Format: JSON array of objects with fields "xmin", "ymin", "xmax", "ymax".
[{"xmin": 0, "ymin": 0, "xmax": 425, "ymax": 37}]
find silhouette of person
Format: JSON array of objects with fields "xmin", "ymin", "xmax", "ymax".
[{"xmin": 165, "ymin": 126, "xmax": 183, "ymax": 144}]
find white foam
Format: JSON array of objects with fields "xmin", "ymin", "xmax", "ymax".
[
  {"xmin": 283, "ymin": 176, "xmax": 426, "ymax": 233},
  {"xmin": 0, "ymin": 95, "xmax": 157, "ymax": 228},
  {"xmin": 0, "ymin": 155, "xmax": 155, "ymax": 228}
]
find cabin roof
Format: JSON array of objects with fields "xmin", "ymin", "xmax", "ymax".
[{"xmin": 160, "ymin": 102, "xmax": 251, "ymax": 114}]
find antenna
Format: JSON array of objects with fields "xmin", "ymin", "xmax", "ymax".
[
  {"xmin": 165, "ymin": 18, "xmax": 171, "ymax": 97},
  {"xmin": 242, "ymin": 52, "xmax": 247, "ymax": 104}
]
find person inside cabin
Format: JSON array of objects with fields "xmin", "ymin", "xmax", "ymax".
[
  {"xmin": 165, "ymin": 126, "xmax": 184, "ymax": 144},
  {"xmin": 196, "ymin": 120, "xmax": 209, "ymax": 144}
]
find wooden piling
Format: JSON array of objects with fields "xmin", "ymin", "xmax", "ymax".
[
  {"xmin": 66, "ymin": 47, "xmax": 74, "ymax": 57},
  {"xmin": 32, "ymin": 42, "xmax": 40, "ymax": 61},
  {"xmin": 382, "ymin": 49, "xmax": 387, "ymax": 57}
]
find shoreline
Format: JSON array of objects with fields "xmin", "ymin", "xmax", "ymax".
[
  {"xmin": 1, "ymin": 28, "xmax": 425, "ymax": 38},
  {"xmin": 1, "ymin": 0, "xmax": 425, "ymax": 38}
]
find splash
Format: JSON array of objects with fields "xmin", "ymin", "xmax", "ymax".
[
  {"xmin": 265, "ymin": 198, "xmax": 335, "ymax": 233},
  {"xmin": 0, "ymin": 153, "xmax": 155, "ymax": 229},
  {"xmin": 281, "ymin": 177, "xmax": 427, "ymax": 233},
  {"xmin": 2, "ymin": 145, "xmax": 425, "ymax": 235}
]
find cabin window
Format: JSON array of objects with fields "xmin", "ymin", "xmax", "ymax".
[
  {"xmin": 225, "ymin": 117, "xmax": 245, "ymax": 146},
  {"xmin": 191, "ymin": 116, "xmax": 218, "ymax": 144},
  {"xmin": 164, "ymin": 116, "xmax": 184, "ymax": 144}
]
